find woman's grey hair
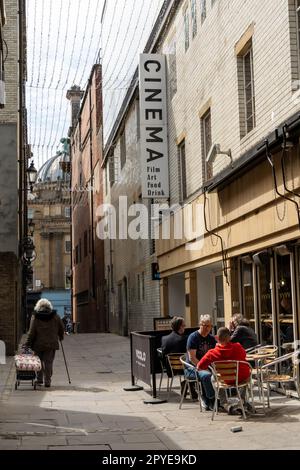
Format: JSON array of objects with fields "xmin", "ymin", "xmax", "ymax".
[
  {"xmin": 199, "ymin": 314, "xmax": 212, "ymax": 325},
  {"xmin": 34, "ymin": 298, "xmax": 53, "ymax": 312}
]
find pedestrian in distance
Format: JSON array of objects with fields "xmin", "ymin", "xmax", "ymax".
[{"xmin": 25, "ymin": 298, "xmax": 64, "ymax": 388}]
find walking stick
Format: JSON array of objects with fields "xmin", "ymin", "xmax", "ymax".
[{"xmin": 60, "ymin": 340, "xmax": 71, "ymax": 384}]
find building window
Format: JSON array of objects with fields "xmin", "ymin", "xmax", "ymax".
[
  {"xmin": 200, "ymin": 0, "xmax": 207, "ymax": 24},
  {"xmin": 65, "ymin": 207, "xmax": 71, "ymax": 218},
  {"xmin": 120, "ymin": 130, "xmax": 126, "ymax": 169},
  {"xmin": 201, "ymin": 108, "xmax": 212, "ymax": 180},
  {"xmin": 137, "ymin": 274, "xmax": 141, "ymax": 302},
  {"xmin": 136, "ymin": 100, "xmax": 140, "ymax": 141},
  {"xmin": 84, "ymin": 230, "xmax": 88, "ymax": 257},
  {"xmin": 109, "ymin": 150, "xmax": 115, "ymax": 187},
  {"xmin": 191, "ymin": 0, "xmax": 197, "ymax": 38},
  {"xmin": 142, "ymin": 272, "xmax": 145, "ymax": 301},
  {"xmin": 148, "ymin": 199, "xmax": 156, "ymax": 255},
  {"xmin": 296, "ymin": 1, "xmax": 300, "ymax": 75},
  {"xmin": 168, "ymin": 39, "xmax": 177, "ymax": 99},
  {"xmin": 65, "ymin": 239, "xmax": 71, "ymax": 253},
  {"xmin": 105, "ymin": 164, "xmax": 108, "ymax": 195},
  {"xmin": 184, "ymin": 10, "xmax": 190, "ymax": 52},
  {"xmin": 178, "ymin": 139, "xmax": 187, "ymax": 202},
  {"xmin": 237, "ymin": 41, "xmax": 256, "ymax": 137},
  {"xmin": 79, "ymin": 238, "xmax": 82, "ymax": 263},
  {"xmin": 65, "ymin": 267, "xmax": 71, "ymax": 289}
]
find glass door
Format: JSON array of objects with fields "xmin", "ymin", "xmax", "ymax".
[
  {"xmin": 215, "ymin": 274, "xmax": 225, "ymax": 331},
  {"xmin": 275, "ymin": 252, "xmax": 294, "ymax": 353},
  {"xmin": 240, "ymin": 258, "xmax": 257, "ymax": 332},
  {"xmin": 256, "ymin": 256, "xmax": 275, "ymax": 345}
]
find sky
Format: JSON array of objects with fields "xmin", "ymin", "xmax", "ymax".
[{"xmin": 26, "ymin": 0, "xmax": 164, "ymax": 169}]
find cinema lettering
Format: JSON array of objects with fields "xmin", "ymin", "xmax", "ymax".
[{"xmin": 139, "ymin": 54, "xmax": 169, "ymax": 199}]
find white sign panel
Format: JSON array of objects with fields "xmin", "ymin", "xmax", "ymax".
[{"xmin": 139, "ymin": 54, "xmax": 169, "ymax": 199}]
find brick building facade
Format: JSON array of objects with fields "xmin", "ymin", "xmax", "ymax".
[
  {"xmin": 0, "ymin": 0, "xmax": 27, "ymax": 354},
  {"xmin": 69, "ymin": 65, "xmax": 106, "ymax": 333}
]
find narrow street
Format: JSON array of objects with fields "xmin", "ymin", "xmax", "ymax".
[{"xmin": 1, "ymin": 333, "xmax": 300, "ymax": 451}]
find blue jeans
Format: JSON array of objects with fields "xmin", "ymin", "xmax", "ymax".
[{"xmin": 185, "ymin": 368, "xmax": 215, "ymax": 401}]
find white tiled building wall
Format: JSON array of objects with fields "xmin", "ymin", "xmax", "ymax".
[
  {"xmin": 161, "ymin": 0, "xmax": 300, "ymax": 204},
  {"xmin": 103, "ymin": 102, "xmax": 160, "ymax": 334},
  {"xmin": 0, "ymin": 0, "xmax": 18, "ymax": 123}
]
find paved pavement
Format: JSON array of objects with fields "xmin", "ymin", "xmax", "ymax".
[{"xmin": 0, "ymin": 333, "xmax": 300, "ymax": 450}]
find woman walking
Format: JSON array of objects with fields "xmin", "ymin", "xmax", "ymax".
[{"xmin": 26, "ymin": 299, "xmax": 64, "ymax": 388}]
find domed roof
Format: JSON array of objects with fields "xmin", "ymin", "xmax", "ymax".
[{"xmin": 36, "ymin": 152, "xmax": 70, "ymax": 184}]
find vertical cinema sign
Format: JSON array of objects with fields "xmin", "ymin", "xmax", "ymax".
[{"xmin": 139, "ymin": 54, "xmax": 169, "ymax": 199}]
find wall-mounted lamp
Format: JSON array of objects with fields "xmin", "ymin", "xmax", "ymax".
[
  {"xmin": 206, "ymin": 143, "xmax": 233, "ymax": 167},
  {"xmin": 274, "ymin": 244, "xmax": 293, "ymax": 256},
  {"xmin": 252, "ymin": 250, "xmax": 270, "ymax": 267},
  {"xmin": 22, "ymin": 236, "xmax": 36, "ymax": 263},
  {"xmin": 27, "ymin": 160, "xmax": 38, "ymax": 192},
  {"xmin": 28, "ymin": 219, "xmax": 35, "ymax": 237}
]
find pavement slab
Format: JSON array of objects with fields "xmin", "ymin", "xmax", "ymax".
[{"xmin": 1, "ymin": 333, "xmax": 300, "ymax": 450}]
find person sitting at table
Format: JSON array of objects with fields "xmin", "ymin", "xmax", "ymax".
[
  {"xmin": 161, "ymin": 316, "xmax": 187, "ymax": 355},
  {"xmin": 198, "ymin": 327, "xmax": 253, "ymax": 414},
  {"xmin": 185, "ymin": 314, "xmax": 217, "ymax": 410},
  {"xmin": 229, "ymin": 313, "xmax": 258, "ymax": 350},
  {"xmin": 160, "ymin": 317, "xmax": 197, "ymax": 399}
]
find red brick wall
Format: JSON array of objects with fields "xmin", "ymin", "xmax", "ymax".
[
  {"xmin": 71, "ymin": 64, "xmax": 106, "ymax": 332},
  {"xmin": 0, "ymin": 253, "xmax": 22, "ymax": 355}
]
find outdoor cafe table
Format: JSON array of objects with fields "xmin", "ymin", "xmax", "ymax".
[{"xmin": 246, "ymin": 351, "xmax": 277, "ymax": 409}]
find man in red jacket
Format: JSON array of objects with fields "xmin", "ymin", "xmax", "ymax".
[{"xmin": 197, "ymin": 327, "xmax": 252, "ymax": 414}]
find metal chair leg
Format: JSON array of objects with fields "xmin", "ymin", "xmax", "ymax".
[
  {"xmin": 158, "ymin": 372, "xmax": 163, "ymax": 393},
  {"xmin": 195, "ymin": 380, "xmax": 202, "ymax": 412},
  {"xmin": 167, "ymin": 378, "xmax": 173, "ymax": 401},
  {"xmin": 237, "ymin": 388, "xmax": 247, "ymax": 420},
  {"xmin": 179, "ymin": 381, "xmax": 188, "ymax": 409},
  {"xmin": 212, "ymin": 387, "xmax": 219, "ymax": 421}
]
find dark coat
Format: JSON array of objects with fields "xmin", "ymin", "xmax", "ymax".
[
  {"xmin": 26, "ymin": 309, "xmax": 65, "ymax": 352},
  {"xmin": 161, "ymin": 331, "xmax": 187, "ymax": 356},
  {"xmin": 230, "ymin": 325, "xmax": 258, "ymax": 350}
]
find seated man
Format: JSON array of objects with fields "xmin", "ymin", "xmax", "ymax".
[
  {"xmin": 161, "ymin": 317, "xmax": 187, "ymax": 355},
  {"xmin": 185, "ymin": 314, "xmax": 217, "ymax": 410},
  {"xmin": 198, "ymin": 327, "xmax": 252, "ymax": 414},
  {"xmin": 160, "ymin": 317, "xmax": 193, "ymax": 397},
  {"xmin": 229, "ymin": 313, "xmax": 258, "ymax": 350}
]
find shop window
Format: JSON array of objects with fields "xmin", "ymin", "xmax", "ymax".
[{"xmin": 240, "ymin": 258, "xmax": 255, "ymax": 328}]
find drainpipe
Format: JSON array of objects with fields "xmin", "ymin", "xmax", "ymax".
[
  {"xmin": 18, "ymin": 0, "xmax": 27, "ymax": 333},
  {"xmin": 89, "ymin": 80, "xmax": 96, "ymax": 298}
]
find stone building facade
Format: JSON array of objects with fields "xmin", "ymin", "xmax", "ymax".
[
  {"xmin": 28, "ymin": 150, "xmax": 71, "ymax": 320},
  {"xmin": 69, "ymin": 64, "xmax": 106, "ymax": 333},
  {"xmin": 0, "ymin": 0, "xmax": 27, "ymax": 354}
]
